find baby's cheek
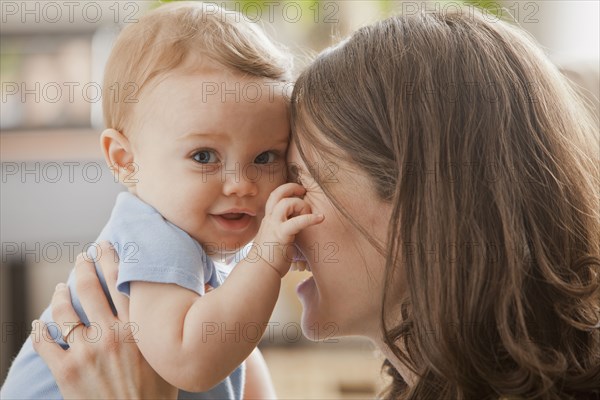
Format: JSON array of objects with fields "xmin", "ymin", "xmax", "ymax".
[
  {"xmin": 270, "ymin": 164, "xmax": 288, "ymax": 186},
  {"xmin": 255, "ymin": 172, "xmax": 285, "ymax": 215},
  {"xmin": 261, "ymin": 175, "xmax": 286, "ymax": 198},
  {"xmin": 272, "ymin": 173, "xmax": 287, "ymax": 187}
]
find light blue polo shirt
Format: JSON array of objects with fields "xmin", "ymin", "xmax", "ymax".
[{"xmin": 1, "ymin": 192, "xmax": 245, "ymax": 399}]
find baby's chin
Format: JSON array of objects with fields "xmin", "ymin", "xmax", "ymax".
[{"xmin": 200, "ymin": 237, "xmax": 255, "ymax": 263}]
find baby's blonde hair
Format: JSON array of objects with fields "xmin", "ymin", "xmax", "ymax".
[{"xmin": 102, "ymin": 1, "xmax": 293, "ymax": 133}]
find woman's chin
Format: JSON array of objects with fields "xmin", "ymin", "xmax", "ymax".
[
  {"xmin": 300, "ymin": 312, "xmax": 342, "ymax": 342},
  {"xmin": 297, "ymin": 277, "xmax": 337, "ymax": 341},
  {"xmin": 300, "ymin": 314, "xmax": 323, "ymax": 342}
]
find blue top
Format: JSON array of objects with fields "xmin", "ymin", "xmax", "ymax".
[{"xmin": 1, "ymin": 192, "xmax": 245, "ymax": 400}]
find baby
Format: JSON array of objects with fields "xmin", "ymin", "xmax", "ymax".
[{"xmin": 1, "ymin": 3, "xmax": 321, "ymax": 399}]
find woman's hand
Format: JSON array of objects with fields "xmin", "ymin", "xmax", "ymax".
[{"xmin": 31, "ymin": 242, "xmax": 178, "ymax": 400}]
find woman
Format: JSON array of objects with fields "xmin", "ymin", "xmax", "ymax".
[{"xmin": 32, "ymin": 9, "xmax": 599, "ymax": 399}]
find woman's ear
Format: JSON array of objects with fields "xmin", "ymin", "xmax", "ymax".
[{"xmin": 100, "ymin": 129, "xmax": 136, "ymax": 188}]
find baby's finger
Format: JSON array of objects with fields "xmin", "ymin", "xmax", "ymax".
[
  {"xmin": 265, "ymin": 183, "xmax": 306, "ymax": 214},
  {"xmin": 75, "ymin": 252, "xmax": 115, "ymax": 326},
  {"xmin": 281, "ymin": 213, "xmax": 325, "ymax": 238},
  {"xmin": 51, "ymin": 283, "xmax": 83, "ymax": 343},
  {"xmin": 272, "ymin": 197, "xmax": 312, "ymax": 221},
  {"xmin": 96, "ymin": 241, "xmax": 129, "ymax": 321}
]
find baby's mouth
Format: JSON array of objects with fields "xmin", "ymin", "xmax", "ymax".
[
  {"xmin": 220, "ymin": 213, "xmax": 246, "ymax": 220},
  {"xmin": 211, "ymin": 211, "xmax": 254, "ymax": 231}
]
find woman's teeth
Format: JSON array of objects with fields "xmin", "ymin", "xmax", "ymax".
[
  {"xmin": 290, "ymin": 261, "xmax": 311, "ymax": 272},
  {"xmin": 290, "ymin": 245, "xmax": 311, "ymax": 272}
]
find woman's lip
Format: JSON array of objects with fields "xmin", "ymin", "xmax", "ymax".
[
  {"xmin": 211, "ymin": 214, "xmax": 252, "ymax": 231},
  {"xmin": 296, "ymin": 274, "xmax": 315, "ymax": 295},
  {"xmin": 292, "ymin": 243, "xmax": 308, "ymax": 262}
]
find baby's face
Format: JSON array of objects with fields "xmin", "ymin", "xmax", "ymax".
[{"xmin": 127, "ymin": 69, "xmax": 289, "ymax": 254}]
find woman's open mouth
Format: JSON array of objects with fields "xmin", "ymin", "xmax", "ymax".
[
  {"xmin": 293, "ymin": 250, "xmax": 314, "ymax": 295},
  {"xmin": 291, "ymin": 245, "xmax": 311, "ymax": 272},
  {"xmin": 291, "ymin": 261, "xmax": 312, "ymax": 272}
]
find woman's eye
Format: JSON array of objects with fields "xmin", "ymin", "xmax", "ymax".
[
  {"xmin": 193, "ymin": 150, "xmax": 218, "ymax": 164},
  {"xmin": 287, "ymin": 164, "xmax": 304, "ymax": 186},
  {"xmin": 254, "ymin": 151, "xmax": 276, "ymax": 164}
]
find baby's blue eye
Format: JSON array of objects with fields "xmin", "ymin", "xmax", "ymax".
[
  {"xmin": 254, "ymin": 151, "xmax": 276, "ymax": 164},
  {"xmin": 193, "ymin": 150, "xmax": 218, "ymax": 164}
]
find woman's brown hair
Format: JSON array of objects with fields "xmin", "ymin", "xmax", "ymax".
[{"xmin": 291, "ymin": 9, "xmax": 599, "ymax": 400}]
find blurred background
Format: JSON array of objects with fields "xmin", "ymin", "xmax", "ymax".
[{"xmin": 1, "ymin": 1, "xmax": 598, "ymax": 398}]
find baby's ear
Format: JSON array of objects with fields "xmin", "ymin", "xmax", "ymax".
[{"xmin": 100, "ymin": 129, "xmax": 136, "ymax": 187}]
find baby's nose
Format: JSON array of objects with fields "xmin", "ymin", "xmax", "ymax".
[{"xmin": 221, "ymin": 167, "xmax": 259, "ymax": 197}]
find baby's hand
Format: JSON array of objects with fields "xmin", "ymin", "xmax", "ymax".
[{"xmin": 252, "ymin": 183, "xmax": 324, "ymax": 277}]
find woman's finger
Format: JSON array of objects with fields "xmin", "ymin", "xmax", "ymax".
[
  {"xmin": 96, "ymin": 241, "xmax": 129, "ymax": 321},
  {"xmin": 31, "ymin": 320, "xmax": 68, "ymax": 377},
  {"xmin": 265, "ymin": 183, "xmax": 306, "ymax": 214},
  {"xmin": 75, "ymin": 251, "xmax": 115, "ymax": 326},
  {"xmin": 50, "ymin": 282, "xmax": 84, "ymax": 343}
]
